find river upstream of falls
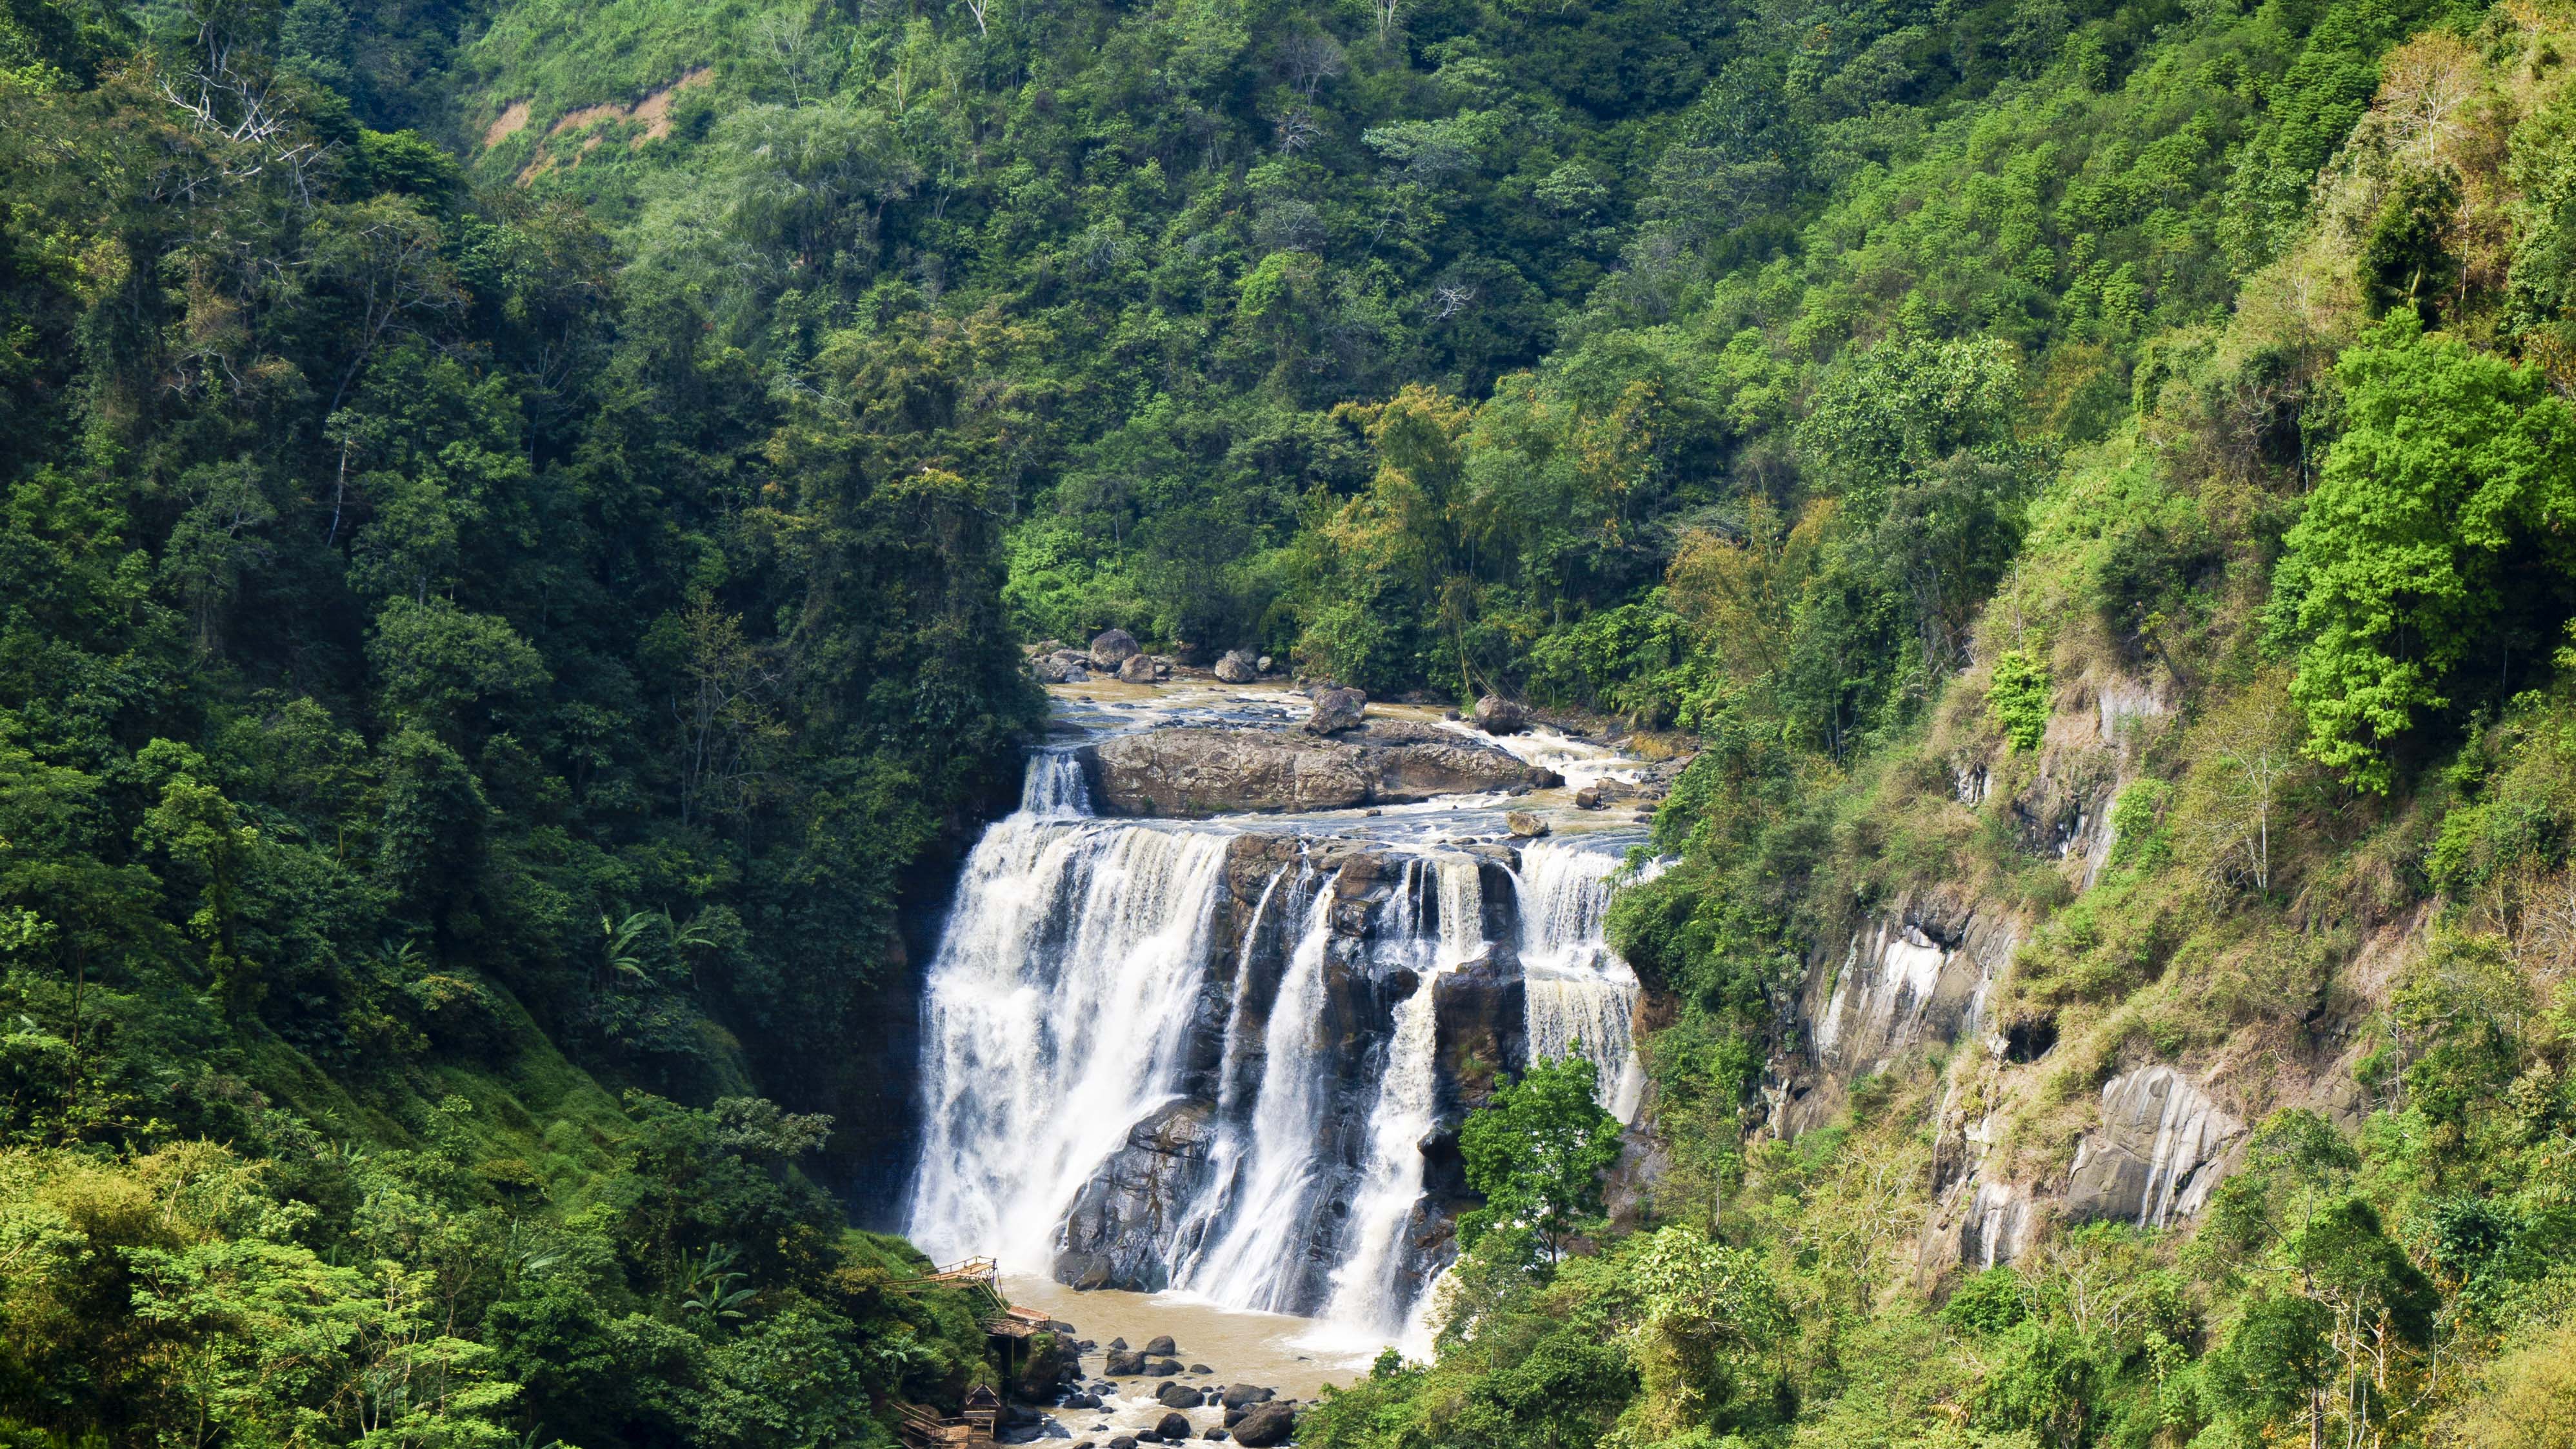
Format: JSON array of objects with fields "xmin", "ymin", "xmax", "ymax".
[{"xmin": 902, "ymin": 682, "xmax": 1659, "ymax": 1366}]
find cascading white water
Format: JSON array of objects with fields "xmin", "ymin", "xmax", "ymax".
[
  {"xmin": 1173, "ymin": 875, "xmax": 1340, "ymax": 1310},
  {"xmin": 1322, "ymin": 855, "xmax": 1487, "ymax": 1334},
  {"xmin": 1516, "ymin": 841, "xmax": 1646, "ymax": 1122},
  {"xmin": 905, "ymin": 793, "xmax": 1234, "ymax": 1269}
]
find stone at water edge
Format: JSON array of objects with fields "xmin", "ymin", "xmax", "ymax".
[
  {"xmin": 1219, "ymin": 1385, "xmax": 1272, "ymax": 1410},
  {"xmin": 1143, "ymin": 1335, "xmax": 1177, "ymax": 1356},
  {"xmin": 1303, "ymin": 686, "xmax": 1366, "ymax": 734},
  {"xmin": 1473, "ymin": 694, "xmax": 1531, "ymax": 734},
  {"xmin": 1143, "ymin": 1358, "xmax": 1183, "ymax": 1377},
  {"xmin": 1214, "ymin": 650, "xmax": 1259, "ymax": 683},
  {"xmin": 1108, "ymin": 1339, "xmax": 1129, "ymax": 1352},
  {"xmin": 1105, "ymin": 1350, "xmax": 1145, "ymax": 1375},
  {"xmin": 1228, "ymin": 1404, "xmax": 1297, "ymax": 1448},
  {"xmin": 1119, "ymin": 654, "xmax": 1162, "ymax": 683},
  {"xmin": 1154, "ymin": 1413, "xmax": 1192, "ymax": 1441},
  {"xmin": 1221, "ymin": 1409, "xmax": 1246, "ymax": 1428},
  {"xmin": 1089, "ymin": 628, "xmax": 1141, "ymax": 670},
  {"xmin": 1186, "ymin": 1364, "xmax": 1212, "ymax": 1376},
  {"xmin": 1109, "ymin": 1438, "xmax": 1137, "ymax": 1449},
  {"xmin": 1204, "ymin": 1432, "xmax": 1228, "ymax": 1443},
  {"xmin": 1505, "ymin": 810, "xmax": 1550, "ymax": 838},
  {"xmin": 1153, "ymin": 1383, "xmax": 1201, "ymax": 1408}
]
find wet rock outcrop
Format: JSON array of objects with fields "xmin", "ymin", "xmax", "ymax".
[
  {"xmin": 1079, "ymin": 722, "xmax": 1557, "ymax": 817},
  {"xmin": 2063, "ymin": 1065, "xmax": 2244, "ymax": 1227},
  {"xmin": 1776, "ymin": 895, "xmax": 2017, "ymax": 1137},
  {"xmin": 1058, "ymin": 1103, "xmax": 1218, "ymax": 1291}
]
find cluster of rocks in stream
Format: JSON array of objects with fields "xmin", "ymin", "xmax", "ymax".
[
  {"xmin": 1009, "ymin": 1326, "xmax": 1302, "ymax": 1449},
  {"xmin": 1028, "ymin": 630, "xmax": 1279, "ymax": 686}
]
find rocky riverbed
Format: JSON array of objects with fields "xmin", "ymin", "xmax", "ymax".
[{"xmin": 996, "ymin": 1275, "xmax": 1339, "ymax": 1447}]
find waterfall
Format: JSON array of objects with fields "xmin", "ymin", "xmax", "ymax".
[
  {"xmin": 910, "ymin": 746, "xmax": 1657, "ymax": 1342},
  {"xmin": 1516, "ymin": 841, "xmax": 1646, "ymax": 1122},
  {"xmin": 1322, "ymin": 855, "xmax": 1486, "ymax": 1334},
  {"xmin": 904, "ymin": 798, "xmax": 1233, "ymax": 1269},
  {"xmin": 1173, "ymin": 875, "xmax": 1340, "ymax": 1312}
]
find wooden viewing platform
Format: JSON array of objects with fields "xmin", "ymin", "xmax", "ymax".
[{"xmin": 896, "ymin": 1386, "xmax": 1001, "ymax": 1449}]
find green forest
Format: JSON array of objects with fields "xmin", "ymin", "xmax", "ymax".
[{"xmin": 5, "ymin": 0, "xmax": 2576, "ymax": 1442}]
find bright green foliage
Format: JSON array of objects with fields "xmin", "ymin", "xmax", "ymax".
[
  {"xmin": 1986, "ymin": 650, "xmax": 2053, "ymax": 752},
  {"xmin": 1458, "ymin": 1053, "xmax": 1623, "ymax": 1266},
  {"xmin": 2271, "ymin": 315, "xmax": 2576, "ymax": 791}
]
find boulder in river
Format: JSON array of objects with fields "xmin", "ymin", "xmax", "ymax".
[
  {"xmin": 1219, "ymin": 1385, "xmax": 1272, "ymax": 1410},
  {"xmin": 1504, "ymin": 810, "xmax": 1549, "ymax": 838},
  {"xmin": 1221, "ymin": 1409, "xmax": 1246, "ymax": 1428},
  {"xmin": 1109, "ymin": 1438, "xmax": 1137, "ymax": 1449},
  {"xmin": 1214, "ymin": 651, "xmax": 1259, "ymax": 683},
  {"xmin": 1104, "ymin": 1350, "xmax": 1145, "ymax": 1375},
  {"xmin": 1090, "ymin": 628, "xmax": 1141, "ymax": 670},
  {"xmin": 1143, "ymin": 1359, "xmax": 1183, "ymax": 1377},
  {"xmin": 1034, "ymin": 650, "xmax": 1092, "ymax": 683},
  {"xmin": 1155, "ymin": 1414, "xmax": 1192, "ymax": 1441},
  {"xmin": 1143, "ymin": 1335, "xmax": 1177, "ymax": 1356},
  {"xmin": 1304, "ymin": 686, "xmax": 1366, "ymax": 734},
  {"xmin": 1153, "ymin": 1383, "xmax": 1201, "ymax": 1408},
  {"xmin": 1204, "ymin": 1432, "xmax": 1228, "ymax": 1443},
  {"xmin": 1186, "ymin": 1364, "xmax": 1212, "ymax": 1375},
  {"xmin": 1229, "ymin": 1404, "xmax": 1297, "ymax": 1448},
  {"xmin": 1108, "ymin": 1339, "xmax": 1128, "ymax": 1352},
  {"xmin": 1473, "ymin": 694, "xmax": 1530, "ymax": 734}
]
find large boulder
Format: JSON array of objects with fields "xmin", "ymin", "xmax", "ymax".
[
  {"xmin": 1143, "ymin": 1335, "xmax": 1177, "ymax": 1356},
  {"xmin": 1304, "ymin": 687, "xmax": 1366, "ymax": 734},
  {"xmin": 1079, "ymin": 723, "xmax": 1557, "ymax": 818},
  {"xmin": 1034, "ymin": 650, "xmax": 1092, "ymax": 684},
  {"xmin": 1472, "ymin": 695, "xmax": 1530, "ymax": 734},
  {"xmin": 1057, "ymin": 1103, "xmax": 1219, "ymax": 1292},
  {"xmin": 1105, "ymin": 1350, "xmax": 1146, "ymax": 1376},
  {"xmin": 1219, "ymin": 1386, "xmax": 1273, "ymax": 1410},
  {"xmin": 1504, "ymin": 810, "xmax": 1549, "ymax": 838},
  {"xmin": 1214, "ymin": 651, "xmax": 1260, "ymax": 683},
  {"xmin": 1154, "ymin": 1383, "xmax": 1201, "ymax": 1409},
  {"xmin": 1229, "ymin": 1404, "xmax": 1297, "ymax": 1448},
  {"xmin": 1154, "ymin": 1414, "xmax": 1192, "ymax": 1442},
  {"xmin": 1090, "ymin": 628, "xmax": 1142, "ymax": 670},
  {"xmin": 1119, "ymin": 654, "xmax": 1160, "ymax": 684}
]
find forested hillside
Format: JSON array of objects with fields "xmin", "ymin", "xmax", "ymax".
[{"xmin": 8, "ymin": 0, "xmax": 2576, "ymax": 1444}]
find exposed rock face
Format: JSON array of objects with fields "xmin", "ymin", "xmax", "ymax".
[
  {"xmin": 2064, "ymin": 1066, "xmax": 2244, "ymax": 1227},
  {"xmin": 1473, "ymin": 695, "xmax": 1530, "ymax": 734},
  {"xmin": 1777, "ymin": 897, "xmax": 2017, "ymax": 1137},
  {"xmin": 1230, "ymin": 1404, "xmax": 1297, "ymax": 1448},
  {"xmin": 1305, "ymin": 686, "xmax": 1367, "ymax": 734},
  {"xmin": 1079, "ymin": 723, "xmax": 1557, "ymax": 817},
  {"xmin": 1215, "ymin": 651, "xmax": 1260, "ymax": 683},
  {"xmin": 1957, "ymin": 1179, "xmax": 2035, "ymax": 1270},
  {"xmin": 1057, "ymin": 1103, "xmax": 1218, "ymax": 1291}
]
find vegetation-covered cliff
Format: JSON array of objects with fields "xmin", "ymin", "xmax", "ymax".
[{"xmin": 6, "ymin": 0, "xmax": 2576, "ymax": 1444}]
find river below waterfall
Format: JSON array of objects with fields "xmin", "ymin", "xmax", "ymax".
[{"xmin": 904, "ymin": 679, "xmax": 1662, "ymax": 1360}]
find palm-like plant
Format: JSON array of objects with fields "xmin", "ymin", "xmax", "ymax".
[
  {"xmin": 678, "ymin": 1243, "xmax": 756, "ymax": 1325},
  {"xmin": 599, "ymin": 911, "xmax": 655, "ymax": 985}
]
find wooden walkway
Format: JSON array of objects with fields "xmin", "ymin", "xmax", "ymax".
[{"xmin": 886, "ymin": 1255, "xmax": 1060, "ymax": 1337}]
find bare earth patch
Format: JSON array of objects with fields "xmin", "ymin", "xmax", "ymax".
[{"xmin": 515, "ymin": 66, "xmax": 715, "ymax": 183}]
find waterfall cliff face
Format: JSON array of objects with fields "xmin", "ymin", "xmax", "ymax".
[{"xmin": 906, "ymin": 737, "xmax": 1652, "ymax": 1341}]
